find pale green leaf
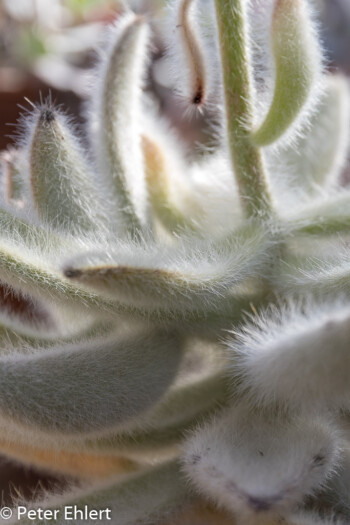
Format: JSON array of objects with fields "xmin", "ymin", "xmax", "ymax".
[
  {"xmin": 29, "ymin": 105, "xmax": 105, "ymax": 234},
  {"xmin": 63, "ymin": 228, "xmax": 272, "ymax": 314},
  {"xmin": 93, "ymin": 13, "xmax": 150, "ymax": 234},
  {"xmin": 269, "ymin": 75, "xmax": 350, "ymax": 192},
  {"xmin": 252, "ymin": 0, "xmax": 322, "ymax": 146},
  {"xmin": 0, "ymin": 331, "xmax": 182, "ymax": 435}
]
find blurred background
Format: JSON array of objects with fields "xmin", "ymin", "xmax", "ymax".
[{"xmin": 0, "ymin": 0, "xmax": 349, "ymax": 508}]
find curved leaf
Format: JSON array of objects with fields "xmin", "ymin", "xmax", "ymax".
[
  {"xmin": 0, "ymin": 331, "xmax": 182, "ymax": 436},
  {"xmin": 91, "ymin": 13, "xmax": 150, "ymax": 234},
  {"xmin": 228, "ymin": 299, "xmax": 350, "ymax": 410},
  {"xmin": 252, "ymin": 0, "xmax": 323, "ymax": 146},
  {"xmin": 63, "ymin": 228, "xmax": 272, "ymax": 314}
]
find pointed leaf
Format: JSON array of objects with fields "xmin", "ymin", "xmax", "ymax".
[
  {"xmin": 251, "ymin": 0, "xmax": 323, "ymax": 146},
  {"xmin": 29, "ymin": 104, "xmax": 105, "ymax": 234},
  {"xmin": 171, "ymin": 0, "xmax": 208, "ymax": 106},
  {"xmin": 92, "ymin": 13, "xmax": 150, "ymax": 234}
]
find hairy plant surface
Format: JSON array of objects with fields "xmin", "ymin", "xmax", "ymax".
[{"xmin": 0, "ymin": 0, "xmax": 350, "ymax": 523}]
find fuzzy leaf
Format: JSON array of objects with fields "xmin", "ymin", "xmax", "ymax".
[
  {"xmin": 0, "ymin": 331, "xmax": 182, "ymax": 435},
  {"xmin": 29, "ymin": 105, "xmax": 104, "ymax": 234},
  {"xmin": 275, "ymin": 248, "xmax": 350, "ymax": 295},
  {"xmin": 9, "ymin": 461, "xmax": 190, "ymax": 525},
  {"xmin": 80, "ymin": 368, "xmax": 230, "ymax": 456},
  {"xmin": 269, "ymin": 75, "xmax": 350, "ymax": 193},
  {"xmin": 92, "ymin": 13, "xmax": 150, "ymax": 234},
  {"xmin": 314, "ymin": 444, "xmax": 350, "ymax": 517},
  {"xmin": 0, "ymin": 360, "xmax": 229, "ymax": 455},
  {"xmin": 142, "ymin": 133, "xmax": 196, "ymax": 233},
  {"xmin": 63, "ymin": 228, "xmax": 272, "ymax": 314},
  {"xmin": 284, "ymin": 190, "xmax": 350, "ymax": 235},
  {"xmin": 0, "ymin": 222, "xmax": 268, "ymax": 327},
  {"xmin": 143, "ymin": 121, "xmax": 242, "ymax": 235},
  {"xmin": 0, "ymin": 439, "xmax": 139, "ymax": 479},
  {"xmin": 228, "ymin": 300, "xmax": 350, "ymax": 410},
  {"xmin": 0, "ymin": 205, "xmax": 61, "ymax": 248},
  {"xmin": 172, "ymin": 0, "xmax": 207, "ymax": 106},
  {"xmin": 0, "ymin": 238, "xmax": 117, "ymax": 314},
  {"xmin": 143, "ymin": 369, "xmax": 228, "ymax": 430},
  {"xmin": 251, "ymin": 0, "xmax": 322, "ymax": 146},
  {"xmin": 0, "ymin": 210, "xmax": 137, "ymax": 317},
  {"xmin": 182, "ymin": 404, "xmax": 339, "ymax": 515}
]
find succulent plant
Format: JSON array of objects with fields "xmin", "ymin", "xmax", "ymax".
[{"xmin": 0, "ymin": 0, "xmax": 350, "ymax": 523}]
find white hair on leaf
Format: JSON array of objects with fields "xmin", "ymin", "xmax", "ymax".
[
  {"xmin": 62, "ymin": 226, "xmax": 273, "ymax": 314},
  {"xmin": 315, "ymin": 442, "xmax": 350, "ymax": 517},
  {"xmin": 251, "ymin": 0, "xmax": 325, "ymax": 149},
  {"xmin": 88, "ymin": 13, "xmax": 151, "ymax": 236},
  {"xmin": 26, "ymin": 105, "xmax": 105, "ymax": 235},
  {"xmin": 182, "ymin": 403, "xmax": 340, "ymax": 517},
  {"xmin": 228, "ymin": 299, "xmax": 350, "ymax": 411},
  {"xmin": 162, "ymin": 0, "xmax": 219, "ymax": 111},
  {"xmin": 0, "ymin": 330, "xmax": 182, "ymax": 438},
  {"xmin": 275, "ymin": 244, "xmax": 350, "ymax": 296},
  {"xmin": 281, "ymin": 188, "xmax": 350, "ymax": 236},
  {"xmin": 267, "ymin": 75, "xmax": 350, "ymax": 197},
  {"xmin": 141, "ymin": 112, "xmax": 241, "ymax": 236}
]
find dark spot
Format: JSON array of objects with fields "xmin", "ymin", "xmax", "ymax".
[
  {"xmin": 0, "ymin": 280, "xmax": 54, "ymax": 328},
  {"xmin": 312, "ymin": 454, "xmax": 326, "ymax": 467},
  {"xmin": 190, "ymin": 454, "xmax": 201, "ymax": 465},
  {"xmin": 39, "ymin": 108, "xmax": 55, "ymax": 123},
  {"xmin": 247, "ymin": 496, "xmax": 272, "ymax": 512},
  {"xmin": 192, "ymin": 88, "xmax": 203, "ymax": 105},
  {"xmin": 258, "ymin": 450, "xmax": 264, "ymax": 457},
  {"xmin": 64, "ymin": 267, "xmax": 82, "ymax": 279}
]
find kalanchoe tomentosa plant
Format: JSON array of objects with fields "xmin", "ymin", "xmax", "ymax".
[{"xmin": 0, "ymin": 0, "xmax": 350, "ymax": 523}]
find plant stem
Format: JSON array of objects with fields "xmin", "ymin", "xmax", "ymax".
[{"xmin": 214, "ymin": 0, "xmax": 273, "ymax": 219}]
